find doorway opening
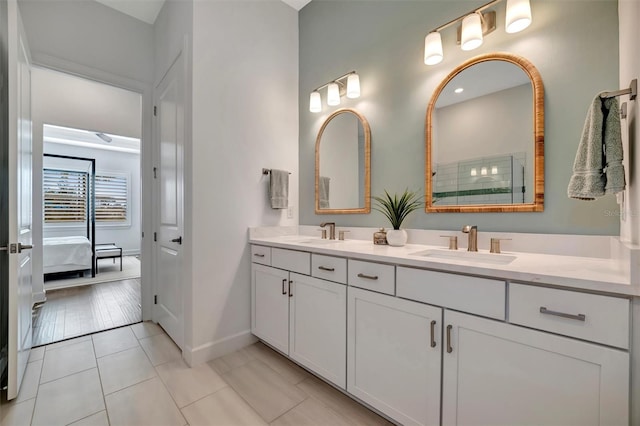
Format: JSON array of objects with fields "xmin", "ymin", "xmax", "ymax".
[{"xmin": 32, "ymin": 68, "xmax": 143, "ymax": 346}]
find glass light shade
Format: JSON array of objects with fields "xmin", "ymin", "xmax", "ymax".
[
  {"xmin": 506, "ymin": 0, "xmax": 532, "ymax": 33},
  {"xmin": 470, "ymin": 168, "xmax": 477, "ymax": 177},
  {"xmin": 309, "ymin": 91, "xmax": 322, "ymax": 113},
  {"xmin": 327, "ymin": 82, "xmax": 341, "ymax": 106},
  {"xmin": 424, "ymin": 32, "xmax": 443, "ymax": 65},
  {"xmin": 346, "ymin": 73, "xmax": 360, "ymax": 98},
  {"xmin": 491, "ymin": 166, "xmax": 498, "ymax": 175},
  {"xmin": 481, "ymin": 167, "xmax": 488, "ymax": 176},
  {"xmin": 461, "ymin": 13, "xmax": 483, "ymax": 51}
]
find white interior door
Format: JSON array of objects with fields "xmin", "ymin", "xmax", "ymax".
[
  {"xmin": 153, "ymin": 52, "xmax": 184, "ymax": 349},
  {"xmin": 5, "ymin": 0, "xmax": 33, "ymax": 401}
]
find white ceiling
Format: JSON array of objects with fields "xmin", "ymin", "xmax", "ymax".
[
  {"xmin": 44, "ymin": 124, "xmax": 141, "ymax": 154},
  {"xmin": 94, "ymin": 0, "xmax": 166, "ymax": 24},
  {"xmin": 95, "ymin": 0, "xmax": 312, "ymax": 24}
]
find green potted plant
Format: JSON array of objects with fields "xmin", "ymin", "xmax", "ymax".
[{"xmin": 372, "ymin": 189, "xmax": 422, "ymax": 246}]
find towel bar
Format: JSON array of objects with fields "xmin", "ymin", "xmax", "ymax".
[
  {"xmin": 600, "ymin": 79, "xmax": 637, "ymax": 101},
  {"xmin": 262, "ymin": 168, "xmax": 291, "ymax": 175}
]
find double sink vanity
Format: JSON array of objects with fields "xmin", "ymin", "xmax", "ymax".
[{"xmin": 249, "ymin": 226, "xmax": 636, "ymax": 426}]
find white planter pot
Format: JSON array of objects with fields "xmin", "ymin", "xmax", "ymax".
[{"xmin": 386, "ymin": 229, "xmax": 408, "ymax": 247}]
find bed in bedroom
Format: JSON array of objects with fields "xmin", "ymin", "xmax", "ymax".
[{"xmin": 43, "ymin": 236, "xmax": 93, "ymax": 276}]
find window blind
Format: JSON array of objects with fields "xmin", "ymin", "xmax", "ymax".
[
  {"xmin": 43, "ymin": 169, "xmax": 88, "ymax": 223},
  {"xmin": 95, "ymin": 174, "xmax": 128, "ymax": 222}
]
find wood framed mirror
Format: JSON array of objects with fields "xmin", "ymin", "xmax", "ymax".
[
  {"xmin": 315, "ymin": 108, "xmax": 371, "ymax": 214},
  {"xmin": 426, "ymin": 52, "xmax": 544, "ymax": 213}
]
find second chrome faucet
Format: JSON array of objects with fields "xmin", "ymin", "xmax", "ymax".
[{"xmin": 462, "ymin": 225, "xmax": 478, "ymax": 252}]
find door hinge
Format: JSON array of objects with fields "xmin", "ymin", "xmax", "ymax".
[
  {"xmin": 153, "ymin": 167, "xmax": 157, "ymax": 179},
  {"xmin": 153, "ymin": 106, "xmax": 157, "ymax": 116},
  {"xmin": 154, "ymin": 295, "xmax": 158, "ymax": 304},
  {"xmin": 142, "ymin": 231, "xmax": 145, "ymax": 239},
  {"xmin": 153, "ymin": 232, "xmax": 157, "ymax": 242}
]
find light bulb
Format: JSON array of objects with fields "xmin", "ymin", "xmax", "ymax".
[
  {"xmin": 424, "ymin": 31, "xmax": 443, "ymax": 66},
  {"xmin": 461, "ymin": 13, "xmax": 483, "ymax": 51},
  {"xmin": 506, "ymin": 0, "xmax": 532, "ymax": 33},
  {"xmin": 327, "ymin": 82, "xmax": 340, "ymax": 106},
  {"xmin": 346, "ymin": 73, "xmax": 360, "ymax": 99},
  {"xmin": 309, "ymin": 91, "xmax": 321, "ymax": 113}
]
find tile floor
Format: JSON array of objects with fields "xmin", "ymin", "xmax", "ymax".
[{"xmin": 1, "ymin": 322, "xmax": 391, "ymax": 426}]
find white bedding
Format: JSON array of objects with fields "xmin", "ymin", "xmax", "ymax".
[{"xmin": 43, "ymin": 236, "xmax": 92, "ymax": 274}]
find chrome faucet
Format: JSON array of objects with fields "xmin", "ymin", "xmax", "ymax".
[
  {"xmin": 320, "ymin": 222, "xmax": 336, "ymax": 240},
  {"xmin": 462, "ymin": 225, "xmax": 478, "ymax": 252}
]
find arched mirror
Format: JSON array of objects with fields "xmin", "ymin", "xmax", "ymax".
[
  {"xmin": 426, "ymin": 52, "xmax": 544, "ymax": 213},
  {"xmin": 315, "ymin": 108, "xmax": 371, "ymax": 214}
]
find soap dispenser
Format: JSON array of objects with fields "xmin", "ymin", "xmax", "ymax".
[{"xmin": 373, "ymin": 228, "xmax": 388, "ymax": 245}]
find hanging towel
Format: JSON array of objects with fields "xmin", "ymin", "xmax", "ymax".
[
  {"xmin": 319, "ymin": 176, "xmax": 330, "ymax": 209},
  {"xmin": 568, "ymin": 94, "xmax": 625, "ymax": 200},
  {"xmin": 602, "ymin": 97, "xmax": 625, "ymax": 194},
  {"xmin": 269, "ymin": 169, "xmax": 289, "ymax": 209}
]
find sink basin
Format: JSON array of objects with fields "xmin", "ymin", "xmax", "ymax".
[
  {"xmin": 410, "ymin": 249, "xmax": 516, "ymax": 265},
  {"xmin": 295, "ymin": 238, "xmax": 342, "ymax": 245}
]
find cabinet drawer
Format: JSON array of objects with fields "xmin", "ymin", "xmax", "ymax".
[
  {"xmin": 251, "ymin": 245, "xmax": 271, "ymax": 265},
  {"xmin": 397, "ymin": 267, "xmax": 505, "ymax": 320},
  {"xmin": 271, "ymin": 248, "xmax": 310, "ymax": 275},
  {"xmin": 509, "ymin": 284, "xmax": 630, "ymax": 349},
  {"xmin": 312, "ymin": 254, "xmax": 347, "ymax": 284},
  {"xmin": 348, "ymin": 260, "xmax": 395, "ymax": 295}
]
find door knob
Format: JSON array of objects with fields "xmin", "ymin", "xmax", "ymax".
[
  {"xmin": 171, "ymin": 236, "xmax": 182, "ymax": 245},
  {"xmin": 18, "ymin": 243, "xmax": 33, "ymax": 253}
]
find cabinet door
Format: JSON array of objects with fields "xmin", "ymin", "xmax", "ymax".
[
  {"xmin": 251, "ymin": 264, "xmax": 290, "ymax": 354},
  {"xmin": 443, "ymin": 310, "xmax": 629, "ymax": 426},
  {"xmin": 289, "ymin": 273, "xmax": 346, "ymax": 388},
  {"xmin": 348, "ymin": 287, "xmax": 442, "ymax": 426}
]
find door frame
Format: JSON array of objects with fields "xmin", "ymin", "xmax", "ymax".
[{"xmin": 30, "ymin": 55, "xmax": 154, "ymax": 320}]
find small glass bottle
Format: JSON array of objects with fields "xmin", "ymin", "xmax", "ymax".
[{"xmin": 373, "ymin": 228, "xmax": 388, "ymax": 245}]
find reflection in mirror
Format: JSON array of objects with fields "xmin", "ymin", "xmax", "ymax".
[
  {"xmin": 315, "ymin": 108, "xmax": 371, "ymax": 214},
  {"xmin": 426, "ymin": 52, "xmax": 544, "ymax": 213}
]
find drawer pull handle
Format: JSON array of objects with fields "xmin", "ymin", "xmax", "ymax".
[
  {"xmin": 430, "ymin": 320, "xmax": 437, "ymax": 348},
  {"xmin": 289, "ymin": 280, "xmax": 293, "ymax": 297},
  {"xmin": 318, "ymin": 266, "xmax": 335, "ymax": 272},
  {"xmin": 539, "ymin": 307, "xmax": 586, "ymax": 322},
  {"xmin": 446, "ymin": 324, "xmax": 453, "ymax": 353},
  {"xmin": 254, "ymin": 253, "xmax": 265, "ymax": 258},
  {"xmin": 282, "ymin": 279, "xmax": 287, "ymax": 295},
  {"xmin": 357, "ymin": 273, "xmax": 379, "ymax": 280}
]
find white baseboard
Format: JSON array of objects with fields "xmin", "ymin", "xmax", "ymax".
[
  {"xmin": 32, "ymin": 291, "xmax": 46, "ymax": 305},
  {"xmin": 183, "ymin": 330, "xmax": 257, "ymax": 367}
]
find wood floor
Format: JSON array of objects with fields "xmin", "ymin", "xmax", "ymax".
[{"xmin": 32, "ymin": 278, "xmax": 141, "ymax": 347}]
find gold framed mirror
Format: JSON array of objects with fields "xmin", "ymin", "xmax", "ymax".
[
  {"xmin": 315, "ymin": 108, "xmax": 371, "ymax": 214},
  {"xmin": 426, "ymin": 52, "xmax": 544, "ymax": 213}
]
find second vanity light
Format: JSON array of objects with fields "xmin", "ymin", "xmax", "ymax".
[
  {"xmin": 424, "ymin": 0, "xmax": 532, "ymax": 66},
  {"xmin": 309, "ymin": 71, "xmax": 360, "ymax": 113}
]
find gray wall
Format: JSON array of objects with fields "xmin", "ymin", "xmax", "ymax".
[{"xmin": 299, "ymin": 0, "xmax": 620, "ymax": 235}]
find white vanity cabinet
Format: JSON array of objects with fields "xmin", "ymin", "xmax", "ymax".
[
  {"xmin": 250, "ymin": 247, "xmax": 347, "ymax": 388},
  {"xmin": 442, "ymin": 310, "xmax": 629, "ymax": 426},
  {"xmin": 347, "ymin": 287, "xmax": 442, "ymax": 426}
]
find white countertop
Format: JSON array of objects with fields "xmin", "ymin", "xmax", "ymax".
[{"xmin": 249, "ymin": 234, "xmax": 640, "ymax": 297}]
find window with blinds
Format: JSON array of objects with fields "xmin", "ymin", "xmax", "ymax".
[
  {"xmin": 95, "ymin": 173, "xmax": 128, "ymax": 222},
  {"xmin": 43, "ymin": 169, "xmax": 88, "ymax": 223}
]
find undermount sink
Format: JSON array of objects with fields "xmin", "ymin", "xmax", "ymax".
[
  {"xmin": 410, "ymin": 249, "xmax": 516, "ymax": 265},
  {"xmin": 295, "ymin": 238, "xmax": 343, "ymax": 245}
]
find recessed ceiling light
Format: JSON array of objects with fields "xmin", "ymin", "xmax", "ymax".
[{"xmin": 454, "ymin": 87, "xmax": 464, "ymax": 94}]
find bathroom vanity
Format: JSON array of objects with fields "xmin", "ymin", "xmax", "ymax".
[{"xmin": 249, "ymin": 227, "xmax": 636, "ymax": 426}]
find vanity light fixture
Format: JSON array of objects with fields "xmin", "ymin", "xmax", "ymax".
[
  {"xmin": 481, "ymin": 167, "xmax": 488, "ymax": 176},
  {"xmin": 470, "ymin": 168, "xmax": 477, "ymax": 176},
  {"xmin": 423, "ymin": 0, "xmax": 532, "ymax": 66},
  {"xmin": 454, "ymin": 87, "xmax": 464, "ymax": 94},
  {"xmin": 308, "ymin": 71, "xmax": 361, "ymax": 113},
  {"xmin": 491, "ymin": 166, "xmax": 498, "ymax": 175}
]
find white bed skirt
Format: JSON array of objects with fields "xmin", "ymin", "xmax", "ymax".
[{"xmin": 43, "ymin": 236, "xmax": 92, "ymax": 274}]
